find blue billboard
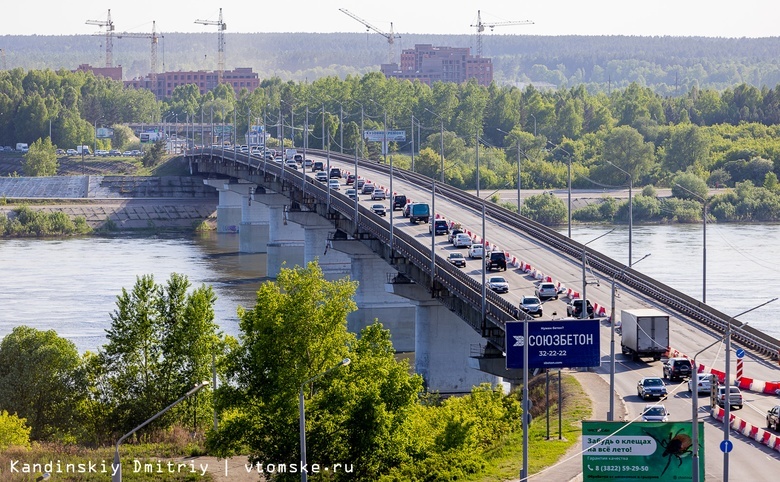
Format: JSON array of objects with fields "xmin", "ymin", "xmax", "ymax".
[{"xmin": 506, "ymin": 320, "xmax": 601, "ymax": 369}]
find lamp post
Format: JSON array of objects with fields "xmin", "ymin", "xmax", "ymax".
[
  {"xmin": 581, "ymin": 229, "xmax": 614, "ymax": 319},
  {"xmin": 299, "ymin": 358, "xmax": 350, "ymax": 482},
  {"xmin": 606, "ymin": 160, "xmax": 634, "ymax": 267},
  {"xmin": 608, "ymin": 253, "xmax": 651, "ymax": 421},
  {"xmin": 547, "ymin": 141, "xmax": 572, "ymax": 238},
  {"xmin": 497, "ymin": 128, "xmax": 527, "ymax": 214},
  {"xmin": 528, "ymin": 112, "xmax": 537, "ymax": 136},
  {"xmin": 674, "ymin": 183, "xmax": 710, "ymax": 303},
  {"xmin": 112, "ymin": 381, "xmax": 209, "ymax": 482},
  {"xmin": 93, "ymin": 117, "xmax": 104, "ymax": 157},
  {"xmin": 424, "ymin": 108, "xmax": 445, "ymax": 183}
]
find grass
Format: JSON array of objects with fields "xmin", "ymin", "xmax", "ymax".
[{"xmin": 467, "ymin": 373, "xmax": 591, "ymax": 481}]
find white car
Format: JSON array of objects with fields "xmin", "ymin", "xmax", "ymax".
[
  {"xmin": 642, "ymin": 404, "xmax": 669, "ymax": 422},
  {"xmin": 535, "ymin": 282, "xmax": 559, "ymax": 300},
  {"xmin": 371, "ymin": 189, "xmax": 387, "ymax": 200},
  {"xmin": 328, "ymin": 179, "xmax": 340, "ymax": 190},
  {"xmin": 285, "ymin": 160, "xmax": 298, "ymax": 170},
  {"xmin": 468, "ymin": 244, "xmax": 484, "ymax": 258},
  {"xmin": 519, "ymin": 295, "xmax": 543, "ymax": 316},
  {"xmin": 315, "ymin": 172, "xmax": 329, "ymax": 182},
  {"xmin": 688, "ymin": 373, "xmax": 713, "ymax": 394},
  {"xmin": 453, "ymin": 233, "xmax": 472, "ymax": 248},
  {"xmin": 486, "ymin": 276, "xmax": 509, "ymax": 293},
  {"xmin": 371, "ymin": 203, "xmax": 386, "ymax": 216},
  {"xmin": 66, "ymin": 149, "xmax": 77, "ymax": 155}
]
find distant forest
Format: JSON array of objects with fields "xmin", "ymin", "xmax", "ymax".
[{"xmin": 3, "ymin": 33, "xmax": 780, "ymax": 94}]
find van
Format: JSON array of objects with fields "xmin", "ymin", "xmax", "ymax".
[
  {"xmin": 16, "ymin": 143, "xmax": 29, "ymax": 153},
  {"xmin": 285, "ymin": 148, "xmax": 298, "ymax": 161},
  {"xmin": 392, "ymin": 194, "xmax": 407, "ymax": 211},
  {"xmin": 409, "ymin": 203, "xmax": 430, "ymax": 224}
]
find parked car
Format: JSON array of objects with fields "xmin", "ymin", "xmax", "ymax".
[
  {"xmin": 468, "ymin": 244, "xmax": 484, "ymax": 259},
  {"xmin": 371, "ymin": 189, "xmax": 386, "ymax": 200},
  {"xmin": 392, "ymin": 194, "xmax": 407, "ymax": 211},
  {"xmin": 453, "ymin": 233, "xmax": 472, "ymax": 248},
  {"xmin": 371, "ymin": 203, "xmax": 386, "ymax": 216},
  {"xmin": 429, "ymin": 219, "xmax": 449, "ymax": 236},
  {"xmin": 716, "ymin": 386, "xmax": 743, "ymax": 410},
  {"xmin": 688, "ymin": 373, "xmax": 713, "ymax": 394},
  {"xmin": 767, "ymin": 405, "xmax": 780, "ymax": 431},
  {"xmin": 487, "ymin": 276, "xmax": 510, "ymax": 293},
  {"xmin": 663, "ymin": 358, "xmax": 693, "ymax": 382},
  {"xmin": 486, "ymin": 251, "xmax": 507, "ymax": 271},
  {"xmin": 328, "ymin": 179, "xmax": 340, "ymax": 190},
  {"xmin": 637, "ymin": 377, "xmax": 668, "ymax": 400},
  {"xmin": 535, "ymin": 282, "xmax": 559, "ymax": 300},
  {"xmin": 315, "ymin": 172, "xmax": 329, "ymax": 182},
  {"xmin": 642, "ymin": 404, "xmax": 670, "ymax": 422},
  {"xmin": 122, "ymin": 150, "xmax": 133, "ymax": 156},
  {"xmin": 109, "ymin": 149, "xmax": 121, "ymax": 156},
  {"xmin": 345, "ymin": 188, "xmax": 357, "ymax": 200},
  {"xmin": 567, "ymin": 299, "xmax": 594, "ymax": 318},
  {"xmin": 66, "ymin": 149, "xmax": 77, "ymax": 155},
  {"xmin": 519, "ymin": 295, "xmax": 543, "ymax": 316},
  {"xmin": 447, "ymin": 252, "xmax": 466, "ymax": 268}
]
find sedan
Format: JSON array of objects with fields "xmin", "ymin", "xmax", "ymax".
[
  {"xmin": 519, "ymin": 295, "xmax": 543, "ymax": 316},
  {"xmin": 468, "ymin": 244, "xmax": 484, "ymax": 259},
  {"xmin": 371, "ymin": 189, "xmax": 387, "ymax": 200},
  {"xmin": 486, "ymin": 276, "xmax": 510, "ymax": 294},
  {"xmin": 688, "ymin": 373, "xmax": 713, "ymax": 394},
  {"xmin": 453, "ymin": 233, "xmax": 473, "ymax": 248},
  {"xmin": 315, "ymin": 172, "xmax": 329, "ymax": 182},
  {"xmin": 346, "ymin": 174, "xmax": 356, "ymax": 185},
  {"xmin": 637, "ymin": 377, "xmax": 667, "ymax": 400},
  {"xmin": 328, "ymin": 179, "xmax": 341, "ymax": 190},
  {"xmin": 447, "ymin": 252, "xmax": 466, "ymax": 268},
  {"xmin": 642, "ymin": 404, "xmax": 669, "ymax": 422},
  {"xmin": 371, "ymin": 203, "xmax": 386, "ymax": 216},
  {"xmin": 345, "ymin": 189, "xmax": 357, "ymax": 200}
]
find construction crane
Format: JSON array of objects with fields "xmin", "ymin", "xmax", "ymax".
[
  {"xmin": 116, "ymin": 22, "xmax": 162, "ymax": 90},
  {"xmin": 339, "ymin": 8, "xmax": 400, "ymax": 65},
  {"xmin": 195, "ymin": 8, "xmax": 227, "ymax": 84},
  {"xmin": 86, "ymin": 9, "xmax": 115, "ymax": 68},
  {"xmin": 470, "ymin": 10, "xmax": 533, "ymax": 58}
]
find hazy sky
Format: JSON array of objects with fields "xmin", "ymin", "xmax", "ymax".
[{"xmin": 6, "ymin": 1, "xmax": 778, "ymax": 37}]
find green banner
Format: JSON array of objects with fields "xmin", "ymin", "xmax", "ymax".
[{"xmin": 582, "ymin": 421, "xmax": 704, "ymax": 481}]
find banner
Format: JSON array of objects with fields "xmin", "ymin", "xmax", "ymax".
[
  {"xmin": 506, "ymin": 319, "xmax": 600, "ymax": 369},
  {"xmin": 363, "ymin": 130, "xmax": 406, "ymax": 142}
]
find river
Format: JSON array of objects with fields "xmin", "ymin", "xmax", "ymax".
[{"xmin": 1, "ymin": 223, "xmax": 778, "ymax": 353}]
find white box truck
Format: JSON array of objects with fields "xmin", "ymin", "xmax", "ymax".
[
  {"xmin": 620, "ymin": 308, "xmax": 670, "ymax": 361},
  {"xmin": 16, "ymin": 143, "xmax": 29, "ymax": 153},
  {"xmin": 76, "ymin": 145, "xmax": 91, "ymax": 155}
]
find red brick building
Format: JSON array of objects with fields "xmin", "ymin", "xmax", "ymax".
[
  {"xmin": 381, "ymin": 44, "xmax": 492, "ymax": 86},
  {"xmin": 125, "ymin": 67, "xmax": 260, "ymax": 100}
]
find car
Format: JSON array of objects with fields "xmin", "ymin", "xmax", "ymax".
[
  {"xmin": 371, "ymin": 189, "xmax": 386, "ymax": 200},
  {"xmin": 567, "ymin": 299, "xmax": 594, "ymax": 318},
  {"xmin": 642, "ymin": 404, "xmax": 670, "ymax": 422},
  {"xmin": 109, "ymin": 149, "xmax": 121, "ymax": 156},
  {"xmin": 356, "ymin": 178, "xmax": 366, "ymax": 190},
  {"xmin": 403, "ymin": 203, "xmax": 413, "ymax": 218},
  {"xmin": 535, "ymin": 282, "xmax": 559, "ymax": 300},
  {"xmin": 487, "ymin": 276, "xmax": 510, "ymax": 294},
  {"xmin": 345, "ymin": 188, "xmax": 358, "ymax": 200},
  {"xmin": 304, "ymin": 158, "xmax": 313, "ymax": 168},
  {"xmin": 520, "ymin": 296, "xmax": 544, "ymax": 317},
  {"xmin": 265, "ymin": 153, "xmax": 275, "ymax": 161},
  {"xmin": 429, "ymin": 219, "xmax": 449, "ymax": 236},
  {"xmin": 468, "ymin": 244, "xmax": 484, "ymax": 259},
  {"xmin": 2, "ymin": 146, "xmax": 12, "ymax": 152},
  {"xmin": 55, "ymin": 148, "xmax": 66, "ymax": 155},
  {"xmin": 329, "ymin": 167, "xmax": 342, "ymax": 179},
  {"xmin": 392, "ymin": 194, "xmax": 407, "ymax": 211},
  {"xmin": 688, "ymin": 373, "xmax": 713, "ymax": 394},
  {"xmin": 66, "ymin": 149, "xmax": 77, "ymax": 155},
  {"xmin": 312, "ymin": 161, "xmax": 325, "ymax": 172},
  {"xmin": 447, "ymin": 252, "xmax": 466, "ymax": 268},
  {"xmin": 663, "ymin": 358, "xmax": 693, "ymax": 381},
  {"xmin": 122, "ymin": 150, "xmax": 133, "ymax": 156},
  {"xmin": 285, "ymin": 160, "xmax": 299, "ymax": 170},
  {"xmin": 130, "ymin": 150, "xmax": 142, "ymax": 156},
  {"xmin": 371, "ymin": 203, "xmax": 386, "ymax": 216},
  {"xmin": 274, "ymin": 156, "xmax": 284, "ymax": 163},
  {"xmin": 346, "ymin": 174, "xmax": 356, "ymax": 185},
  {"xmin": 293, "ymin": 153, "xmax": 303, "ymax": 163},
  {"xmin": 453, "ymin": 233, "xmax": 472, "ymax": 248},
  {"xmin": 448, "ymin": 228, "xmax": 464, "ymax": 243},
  {"xmin": 328, "ymin": 179, "xmax": 340, "ymax": 190},
  {"xmin": 637, "ymin": 377, "xmax": 668, "ymax": 400},
  {"xmin": 315, "ymin": 172, "xmax": 329, "ymax": 182},
  {"xmin": 361, "ymin": 183, "xmax": 375, "ymax": 195},
  {"xmin": 767, "ymin": 405, "xmax": 780, "ymax": 431},
  {"xmin": 716, "ymin": 386, "xmax": 743, "ymax": 410},
  {"xmin": 486, "ymin": 251, "xmax": 507, "ymax": 271}
]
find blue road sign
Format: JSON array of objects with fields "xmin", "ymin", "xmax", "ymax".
[
  {"xmin": 735, "ymin": 348, "xmax": 745, "ymax": 359},
  {"xmin": 506, "ymin": 319, "xmax": 601, "ymax": 369},
  {"xmin": 720, "ymin": 440, "xmax": 733, "ymax": 453}
]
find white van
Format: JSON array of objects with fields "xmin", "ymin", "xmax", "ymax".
[
  {"xmin": 285, "ymin": 148, "xmax": 298, "ymax": 161},
  {"xmin": 16, "ymin": 143, "xmax": 29, "ymax": 153}
]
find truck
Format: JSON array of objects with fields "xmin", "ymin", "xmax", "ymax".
[
  {"xmin": 76, "ymin": 145, "xmax": 92, "ymax": 155},
  {"xmin": 620, "ymin": 308, "xmax": 670, "ymax": 361},
  {"xmin": 16, "ymin": 143, "xmax": 29, "ymax": 153},
  {"xmin": 408, "ymin": 203, "xmax": 430, "ymax": 224}
]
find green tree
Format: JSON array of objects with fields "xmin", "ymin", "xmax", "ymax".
[
  {"xmin": 601, "ymin": 125, "xmax": 655, "ymax": 184},
  {"xmin": 521, "ymin": 193, "xmax": 567, "ymax": 225},
  {"xmin": 22, "ymin": 137, "xmax": 58, "ymax": 176},
  {"xmin": 0, "ymin": 326, "xmax": 85, "ymax": 441},
  {"xmin": 671, "ymin": 172, "xmax": 709, "ymax": 201},
  {"xmin": 141, "ymin": 139, "xmax": 166, "ymax": 167},
  {"xmin": 662, "ymin": 124, "xmax": 711, "ymax": 173},
  {"xmin": 0, "ymin": 410, "xmax": 31, "ymax": 450}
]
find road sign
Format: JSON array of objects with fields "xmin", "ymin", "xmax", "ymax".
[
  {"xmin": 735, "ymin": 348, "xmax": 745, "ymax": 359},
  {"xmin": 506, "ymin": 319, "xmax": 601, "ymax": 369},
  {"xmin": 720, "ymin": 439, "xmax": 733, "ymax": 453},
  {"xmin": 363, "ymin": 130, "xmax": 406, "ymax": 142}
]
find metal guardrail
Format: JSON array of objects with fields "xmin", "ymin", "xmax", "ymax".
[{"xmin": 189, "ymin": 147, "xmax": 780, "ymax": 359}]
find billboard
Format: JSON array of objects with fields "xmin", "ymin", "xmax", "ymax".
[
  {"xmin": 363, "ymin": 130, "xmax": 406, "ymax": 142},
  {"xmin": 505, "ymin": 319, "xmax": 600, "ymax": 369},
  {"xmin": 582, "ymin": 421, "xmax": 704, "ymax": 482},
  {"xmin": 96, "ymin": 127, "xmax": 114, "ymax": 139}
]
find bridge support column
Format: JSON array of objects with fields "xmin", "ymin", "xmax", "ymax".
[
  {"xmin": 287, "ymin": 212, "xmax": 351, "ymax": 281},
  {"xmin": 266, "ymin": 203, "xmax": 305, "ymax": 279},
  {"xmin": 239, "ymin": 186, "xmax": 270, "ymax": 255},
  {"xmin": 388, "ymin": 283, "xmax": 500, "ymax": 394},
  {"xmin": 328, "ymin": 238, "xmax": 415, "ymax": 353},
  {"xmin": 203, "ymin": 179, "xmax": 243, "ymax": 233}
]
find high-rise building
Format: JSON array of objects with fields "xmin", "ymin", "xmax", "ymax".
[{"xmin": 381, "ymin": 44, "xmax": 492, "ymax": 86}]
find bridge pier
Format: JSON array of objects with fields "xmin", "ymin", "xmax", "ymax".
[
  {"xmin": 265, "ymin": 200, "xmax": 305, "ymax": 279},
  {"xmin": 203, "ymin": 179, "xmax": 242, "ymax": 233},
  {"xmin": 287, "ymin": 211, "xmax": 352, "ymax": 281},
  {"xmin": 389, "ymin": 282, "xmax": 500, "ymax": 394}
]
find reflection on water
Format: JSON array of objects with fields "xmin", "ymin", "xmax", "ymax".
[{"xmin": 0, "ymin": 232, "xmax": 265, "ymax": 353}]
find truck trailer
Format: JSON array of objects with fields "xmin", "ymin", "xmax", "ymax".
[{"xmin": 620, "ymin": 308, "xmax": 670, "ymax": 361}]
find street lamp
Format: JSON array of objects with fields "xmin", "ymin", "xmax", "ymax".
[
  {"xmin": 608, "ymin": 253, "xmax": 651, "ymax": 421},
  {"xmin": 93, "ymin": 117, "xmax": 105, "ymax": 157},
  {"xmin": 606, "ymin": 160, "xmax": 634, "ymax": 267},
  {"xmin": 497, "ymin": 128, "xmax": 529, "ymax": 214},
  {"xmin": 580, "ymin": 229, "xmax": 615, "ymax": 319},
  {"xmin": 299, "ymin": 358, "xmax": 350, "ymax": 482},
  {"xmin": 112, "ymin": 381, "xmax": 209, "ymax": 482},
  {"xmin": 547, "ymin": 141, "xmax": 572, "ymax": 238},
  {"xmin": 674, "ymin": 183, "xmax": 710, "ymax": 303},
  {"xmin": 424, "ymin": 108, "xmax": 445, "ymax": 183},
  {"xmin": 527, "ymin": 112, "xmax": 537, "ymax": 136}
]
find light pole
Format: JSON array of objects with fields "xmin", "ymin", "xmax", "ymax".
[
  {"xmin": 581, "ymin": 229, "xmax": 614, "ymax": 319},
  {"xmin": 112, "ymin": 381, "xmax": 209, "ymax": 482},
  {"xmin": 497, "ymin": 128, "xmax": 528, "ymax": 214},
  {"xmin": 528, "ymin": 112, "xmax": 537, "ymax": 136},
  {"xmin": 674, "ymin": 183, "xmax": 710, "ymax": 303},
  {"xmin": 606, "ymin": 160, "xmax": 634, "ymax": 267},
  {"xmin": 548, "ymin": 141, "xmax": 572, "ymax": 238},
  {"xmin": 299, "ymin": 358, "xmax": 350, "ymax": 482},
  {"xmin": 608, "ymin": 253, "xmax": 650, "ymax": 421},
  {"xmin": 424, "ymin": 108, "xmax": 445, "ymax": 183},
  {"xmin": 93, "ymin": 117, "xmax": 104, "ymax": 156}
]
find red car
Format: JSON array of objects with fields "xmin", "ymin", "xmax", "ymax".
[{"xmin": 346, "ymin": 174, "xmax": 356, "ymax": 185}]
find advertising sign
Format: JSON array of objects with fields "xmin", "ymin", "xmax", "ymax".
[
  {"xmin": 363, "ymin": 130, "xmax": 406, "ymax": 142},
  {"xmin": 582, "ymin": 421, "xmax": 705, "ymax": 481},
  {"xmin": 505, "ymin": 319, "xmax": 600, "ymax": 369},
  {"xmin": 96, "ymin": 127, "xmax": 114, "ymax": 139}
]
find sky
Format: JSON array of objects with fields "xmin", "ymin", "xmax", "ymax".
[{"xmin": 5, "ymin": 0, "xmax": 779, "ymax": 38}]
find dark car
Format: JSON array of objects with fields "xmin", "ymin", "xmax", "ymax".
[
  {"xmin": 447, "ymin": 252, "xmax": 466, "ymax": 268},
  {"xmin": 486, "ymin": 251, "xmax": 507, "ymax": 271},
  {"xmin": 312, "ymin": 161, "xmax": 325, "ymax": 172},
  {"xmin": 429, "ymin": 219, "xmax": 449, "ymax": 236},
  {"xmin": 393, "ymin": 194, "xmax": 407, "ymax": 211},
  {"xmin": 566, "ymin": 299, "xmax": 594, "ymax": 318},
  {"xmin": 346, "ymin": 174, "xmax": 356, "ymax": 185},
  {"xmin": 663, "ymin": 358, "xmax": 693, "ymax": 382},
  {"xmin": 767, "ymin": 405, "xmax": 780, "ymax": 431},
  {"xmin": 448, "ymin": 228, "xmax": 464, "ymax": 243},
  {"xmin": 329, "ymin": 167, "xmax": 342, "ymax": 179},
  {"xmin": 637, "ymin": 377, "xmax": 668, "ymax": 400}
]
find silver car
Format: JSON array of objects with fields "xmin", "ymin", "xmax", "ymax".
[
  {"xmin": 519, "ymin": 295, "xmax": 543, "ymax": 316},
  {"xmin": 487, "ymin": 276, "xmax": 509, "ymax": 293},
  {"xmin": 535, "ymin": 282, "xmax": 559, "ymax": 300},
  {"xmin": 688, "ymin": 373, "xmax": 713, "ymax": 394},
  {"xmin": 642, "ymin": 404, "xmax": 669, "ymax": 422}
]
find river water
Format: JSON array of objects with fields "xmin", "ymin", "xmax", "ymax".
[{"xmin": 1, "ymin": 223, "xmax": 778, "ymax": 353}]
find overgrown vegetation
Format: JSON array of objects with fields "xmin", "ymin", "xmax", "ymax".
[{"xmin": 0, "ymin": 205, "xmax": 91, "ymax": 236}]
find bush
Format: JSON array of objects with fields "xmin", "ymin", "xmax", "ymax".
[{"xmin": 0, "ymin": 410, "xmax": 31, "ymax": 450}]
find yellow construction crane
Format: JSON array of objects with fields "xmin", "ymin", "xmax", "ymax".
[
  {"xmin": 470, "ymin": 10, "xmax": 533, "ymax": 58},
  {"xmin": 339, "ymin": 8, "xmax": 400, "ymax": 65},
  {"xmin": 116, "ymin": 22, "xmax": 162, "ymax": 89},
  {"xmin": 195, "ymin": 8, "xmax": 227, "ymax": 84},
  {"xmin": 85, "ymin": 9, "xmax": 115, "ymax": 68}
]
